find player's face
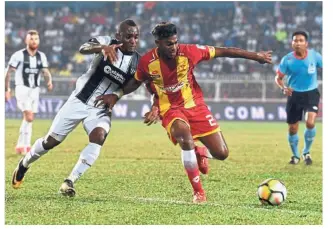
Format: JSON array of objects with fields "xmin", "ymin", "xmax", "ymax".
[
  {"xmin": 292, "ymin": 34, "xmax": 308, "ymax": 52},
  {"xmin": 157, "ymin": 35, "xmax": 178, "ymax": 59},
  {"xmin": 26, "ymin": 34, "xmax": 40, "ymax": 50},
  {"xmin": 118, "ymin": 26, "xmax": 139, "ymax": 54}
]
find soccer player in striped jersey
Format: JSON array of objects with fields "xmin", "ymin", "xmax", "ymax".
[
  {"xmin": 275, "ymin": 31, "xmax": 322, "ymax": 165},
  {"xmin": 5, "ymin": 30, "xmax": 53, "ymax": 154},
  {"xmin": 96, "ymin": 22, "xmax": 272, "ymax": 203},
  {"xmin": 11, "ymin": 19, "xmax": 140, "ymax": 197}
]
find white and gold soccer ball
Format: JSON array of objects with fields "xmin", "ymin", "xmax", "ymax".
[{"xmin": 257, "ymin": 178, "xmax": 287, "ymax": 206}]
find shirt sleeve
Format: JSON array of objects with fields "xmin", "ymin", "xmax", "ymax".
[
  {"xmin": 40, "ymin": 52, "xmax": 49, "ymax": 68},
  {"xmin": 8, "ymin": 51, "xmax": 21, "ymax": 69},
  {"xmin": 88, "ymin": 36, "xmax": 111, "ymax": 45},
  {"xmin": 134, "ymin": 59, "xmax": 148, "ymax": 82},
  {"xmin": 277, "ymin": 55, "xmax": 288, "ymax": 76},
  {"xmin": 315, "ymin": 51, "xmax": 322, "ymax": 68},
  {"xmin": 187, "ymin": 44, "xmax": 216, "ymax": 65}
]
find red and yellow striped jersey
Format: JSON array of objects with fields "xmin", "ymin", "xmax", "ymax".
[{"xmin": 135, "ymin": 44, "xmax": 215, "ymax": 116}]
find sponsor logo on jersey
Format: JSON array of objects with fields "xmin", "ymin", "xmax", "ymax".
[
  {"xmin": 160, "ymin": 81, "xmax": 185, "ymax": 93},
  {"xmin": 24, "ymin": 68, "xmax": 39, "ymax": 74},
  {"xmin": 149, "ymin": 70, "xmax": 161, "ymax": 79},
  {"xmin": 104, "ymin": 66, "xmax": 125, "ymax": 84}
]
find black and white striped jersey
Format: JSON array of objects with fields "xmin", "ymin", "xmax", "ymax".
[
  {"xmin": 74, "ymin": 36, "xmax": 140, "ymax": 107},
  {"xmin": 7, "ymin": 48, "xmax": 48, "ymax": 88}
]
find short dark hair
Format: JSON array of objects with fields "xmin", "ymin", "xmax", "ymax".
[
  {"xmin": 118, "ymin": 19, "xmax": 137, "ymax": 32},
  {"xmin": 151, "ymin": 22, "xmax": 177, "ymax": 40},
  {"xmin": 26, "ymin": 30, "xmax": 39, "ymax": 37},
  {"xmin": 120, "ymin": 19, "xmax": 137, "ymax": 27},
  {"xmin": 292, "ymin": 31, "xmax": 308, "ymax": 41}
]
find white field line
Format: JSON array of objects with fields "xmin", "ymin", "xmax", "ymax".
[{"xmin": 121, "ymin": 195, "xmax": 322, "ymax": 216}]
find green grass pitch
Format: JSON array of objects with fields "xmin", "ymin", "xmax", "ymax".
[{"xmin": 5, "ymin": 119, "xmax": 322, "ymax": 225}]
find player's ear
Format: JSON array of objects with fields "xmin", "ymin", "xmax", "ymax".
[
  {"xmin": 25, "ymin": 35, "xmax": 29, "ymax": 45},
  {"xmin": 115, "ymin": 32, "xmax": 121, "ymax": 41}
]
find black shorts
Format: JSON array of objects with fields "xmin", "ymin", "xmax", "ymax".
[{"xmin": 286, "ymin": 88, "xmax": 320, "ymax": 124}]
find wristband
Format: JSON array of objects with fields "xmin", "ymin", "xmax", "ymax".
[{"xmin": 112, "ymin": 88, "xmax": 124, "ymax": 99}]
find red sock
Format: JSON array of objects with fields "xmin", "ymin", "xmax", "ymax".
[
  {"xmin": 184, "ymin": 167, "xmax": 203, "ymax": 193},
  {"xmin": 195, "ymin": 145, "xmax": 208, "ymax": 157}
]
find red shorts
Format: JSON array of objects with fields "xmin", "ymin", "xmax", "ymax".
[{"xmin": 161, "ymin": 104, "xmax": 220, "ymax": 145}]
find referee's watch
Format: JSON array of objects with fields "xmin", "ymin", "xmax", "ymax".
[{"xmin": 281, "ymin": 86, "xmax": 287, "ymax": 94}]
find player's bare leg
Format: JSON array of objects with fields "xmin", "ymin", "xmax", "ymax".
[
  {"xmin": 12, "ymin": 135, "xmax": 62, "ymax": 189},
  {"xmin": 60, "ymin": 127, "xmax": 107, "ymax": 197},
  {"xmin": 198, "ymin": 131, "xmax": 229, "ymax": 161},
  {"xmin": 170, "ymin": 120, "xmax": 206, "ymax": 203},
  {"xmin": 288, "ymin": 122, "xmax": 300, "ymax": 164},
  {"xmin": 16, "ymin": 111, "xmax": 34, "ymax": 155},
  {"xmin": 302, "ymin": 112, "xmax": 317, "ymax": 165}
]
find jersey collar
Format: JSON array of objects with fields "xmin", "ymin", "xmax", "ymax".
[{"xmin": 293, "ymin": 49, "xmax": 308, "ymax": 60}]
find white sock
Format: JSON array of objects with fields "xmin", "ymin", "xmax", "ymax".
[
  {"xmin": 22, "ymin": 138, "xmax": 48, "ymax": 168},
  {"xmin": 67, "ymin": 143, "xmax": 101, "ymax": 183},
  {"xmin": 24, "ymin": 121, "xmax": 33, "ymax": 147},
  {"xmin": 181, "ymin": 149, "xmax": 198, "ymax": 169},
  {"xmin": 17, "ymin": 120, "xmax": 26, "ymax": 147}
]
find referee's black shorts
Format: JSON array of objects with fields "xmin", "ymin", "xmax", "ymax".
[{"xmin": 286, "ymin": 88, "xmax": 320, "ymax": 124}]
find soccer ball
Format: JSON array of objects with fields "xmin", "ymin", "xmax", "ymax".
[{"xmin": 257, "ymin": 178, "xmax": 287, "ymax": 206}]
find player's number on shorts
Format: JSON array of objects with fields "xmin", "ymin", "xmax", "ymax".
[{"xmin": 206, "ymin": 114, "xmax": 217, "ymax": 126}]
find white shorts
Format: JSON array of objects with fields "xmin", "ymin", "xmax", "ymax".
[
  {"xmin": 15, "ymin": 85, "xmax": 40, "ymax": 113},
  {"xmin": 48, "ymin": 93, "xmax": 111, "ymax": 139}
]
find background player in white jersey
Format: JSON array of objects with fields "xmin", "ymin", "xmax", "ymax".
[
  {"xmin": 11, "ymin": 19, "xmax": 141, "ymax": 196},
  {"xmin": 5, "ymin": 30, "xmax": 53, "ymax": 155}
]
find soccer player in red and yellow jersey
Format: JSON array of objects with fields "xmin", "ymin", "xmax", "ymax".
[{"xmin": 95, "ymin": 22, "xmax": 272, "ymax": 203}]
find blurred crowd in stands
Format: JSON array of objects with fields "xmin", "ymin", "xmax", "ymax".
[{"xmin": 5, "ymin": 1, "xmax": 322, "ymax": 99}]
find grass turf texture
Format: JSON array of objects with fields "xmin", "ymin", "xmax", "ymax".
[{"xmin": 5, "ymin": 120, "xmax": 322, "ymax": 225}]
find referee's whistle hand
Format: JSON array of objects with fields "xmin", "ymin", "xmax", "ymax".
[{"xmin": 283, "ymin": 87, "xmax": 293, "ymax": 96}]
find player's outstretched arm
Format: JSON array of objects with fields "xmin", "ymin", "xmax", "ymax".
[
  {"xmin": 79, "ymin": 41, "xmax": 122, "ymax": 63},
  {"xmin": 5, "ymin": 66, "xmax": 16, "ymax": 102},
  {"xmin": 214, "ymin": 47, "xmax": 273, "ymax": 64},
  {"xmin": 41, "ymin": 68, "xmax": 53, "ymax": 92}
]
